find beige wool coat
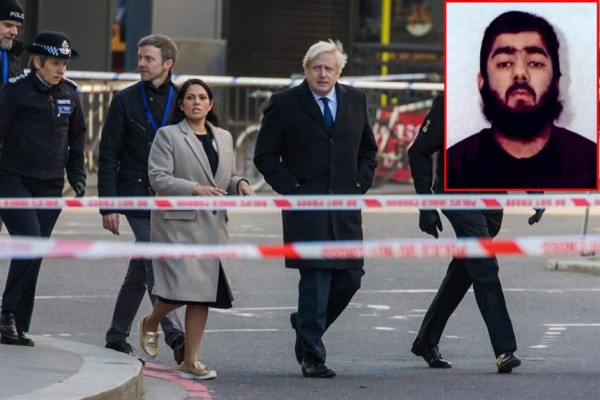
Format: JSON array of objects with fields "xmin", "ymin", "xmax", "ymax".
[{"xmin": 148, "ymin": 119, "xmax": 245, "ymax": 303}]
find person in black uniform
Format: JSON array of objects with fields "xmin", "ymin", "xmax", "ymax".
[
  {"xmin": 0, "ymin": 0, "xmax": 25, "ymax": 82},
  {"xmin": 98, "ymin": 33, "xmax": 185, "ymax": 363},
  {"xmin": 408, "ymin": 92, "xmax": 544, "ymax": 373},
  {"xmin": 0, "ymin": 0, "xmax": 26, "ymax": 233},
  {"xmin": 0, "ymin": 31, "xmax": 86, "ymax": 346},
  {"xmin": 447, "ymin": 11, "xmax": 597, "ymax": 190}
]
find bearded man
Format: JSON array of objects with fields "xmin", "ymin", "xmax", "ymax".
[{"xmin": 447, "ymin": 11, "xmax": 597, "ymax": 190}]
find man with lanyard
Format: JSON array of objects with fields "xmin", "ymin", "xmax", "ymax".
[
  {"xmin": 98, "ymin": 33, "xmax": 185, "ymax": 363},
  {"xmin": 0, "ymin": 0, "xmax": 25, "ymax": 234}
]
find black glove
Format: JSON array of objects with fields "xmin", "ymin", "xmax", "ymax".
[
  {"xmin": 73, "ymin": 182, "xmax": 86, "ymax": 198},
  {"xmin": 419, "ymin": 210, "xmax": 443, "ymax": 238},
  {"xmin": 528, "ymin": 208, "xmax": 545, "ymax": 225}
]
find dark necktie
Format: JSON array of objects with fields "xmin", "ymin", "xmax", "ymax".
[{"xmin": 320, "ymin": 97, "xmax": 334, "ymax": 129}]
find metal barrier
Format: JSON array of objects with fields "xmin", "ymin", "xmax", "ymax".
[{"xmin": 71, "ymin": 71, "xmax": 444, "ymax": 175}]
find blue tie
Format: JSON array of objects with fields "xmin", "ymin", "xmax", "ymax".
[{"xmin": 320, "ymin": 97, "xmax": 334, "ymax": 129}]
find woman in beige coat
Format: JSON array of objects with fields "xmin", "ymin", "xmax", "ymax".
[{"xmin": 139, "ymin": 79, "xmax": 253, "ymax": 380}]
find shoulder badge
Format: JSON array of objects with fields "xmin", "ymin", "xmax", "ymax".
[{"xmin": 7, "ymin": 73, "xmax": 27, "ymax": 84}]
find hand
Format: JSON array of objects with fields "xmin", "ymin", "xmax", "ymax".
[
  {"xmin": 73, "ymin": 182, "xmax": 85, "ymax": 198},
  {"xmin": 237, "ymin": 180, "xmax": 254, "ymax": 196},
  {"xmin": 193, "ymin": 184, "xmax": 228, "ymax": 196},
  {"xmin": 102, "ymin": 213, "xmax": 120, "ymax": 235},
  {"xmin": 419, "ymin": 210, "xmax": 443, "ymax": 238},
  {"xmin": 528, "ymin": 208, "xmax": 545, "ymax": 225}
]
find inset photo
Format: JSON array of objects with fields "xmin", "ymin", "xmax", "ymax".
[{"xmin": 444, "ymin": 1, "xmax": 598, "ymax": 191}]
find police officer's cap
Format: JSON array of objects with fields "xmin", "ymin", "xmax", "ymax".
[
  {"xmin": 0, "ymin": 0, "xmax": 24, "ymax": 23},
  {"xmin": 27, "ymin": 31, "xmax": 79, "ymax": 59}
]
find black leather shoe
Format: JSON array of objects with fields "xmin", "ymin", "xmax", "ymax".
[
  {"xmin": 0, "ymin": 312, "xmax": 18, "ymax": 340},
  {"xmin": 290, "ymin": 312, "xmax": 302, "ymax": 365},
  {"xmin": 301, "ymin": 360, "xmax": 336, "ymax": 378},
  {"xmin": 410, "ymin": 337, "xmax": 452, "ymax": 368},
  {"xmin": 105, "ymin": 341, "xmax": 134, "ymax": 355},
  {"xmin": 496, "ymin": 352, "xmax": 521, "ymax": 373},
  {"xmin": 1, "ymin": 331, "xmax": 35, "ymax": 346},
  {"xmin": 171, "ymin": 336, "xmax": 185, "ymax": 365}
]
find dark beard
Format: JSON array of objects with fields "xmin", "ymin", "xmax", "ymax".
[{"xmin": 479, "ymin": 81, "xmax": 563, "ymax": 139}]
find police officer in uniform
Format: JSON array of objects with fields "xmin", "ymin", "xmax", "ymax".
[
  {"xmin": 0, "ymin": 0, "xmax": 27, "ymax": 233},
  {"xmin": 0, "ymin": 0, "xmax": 25, "ymax": 81},
  {"xmin": 407, "ymin": 92, "xmax": 543, "ymax": 373},
  {"xmin": 0, "ymin": 31, "xmax": 86, "ymax": 346}
]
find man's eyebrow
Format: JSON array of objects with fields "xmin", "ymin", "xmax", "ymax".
[{"xmin": 491, "ymin": 45, "xmax": 549, "ymax": 58}]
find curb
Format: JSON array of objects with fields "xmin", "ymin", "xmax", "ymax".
[
  {"xmin": 6, "ymin": 336, "xmax": 143, "ymax": 400},
  {"xmin": 545, "ymin": 258, "xmax": 600, "ymax": 275}
]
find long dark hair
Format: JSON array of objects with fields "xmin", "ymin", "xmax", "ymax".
[{"xmin": 170, "ymin": 78, "xmax": 220, "ymax": 126}]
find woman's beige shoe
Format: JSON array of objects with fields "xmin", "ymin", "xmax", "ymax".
[
  {"xmin": 178, "ymin": 361, "xmax": 217, "ymax": 380},
  {"xmin": 138, "ymin": 316, "xmax": 159, "ymax": 358}
]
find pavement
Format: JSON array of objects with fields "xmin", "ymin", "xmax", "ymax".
[
  {"xmin": 1, "ymin": 175, "xmax": 599, "ymax": 399},
  {"xmin": 0, "ymin": 335, "xmax": 142, "ymax": 400}
]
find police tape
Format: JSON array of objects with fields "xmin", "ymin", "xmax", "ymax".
[
  {"xmin": 0, "ymin": 193, "xmax": 598, "ymax": 210},
  {"xmin": 0, "ymin": 234, "xmax": 597, "ymax": 260},
  {"xmin": 65, "ymin": 70, "xmax": 444, "ymax": 91}
]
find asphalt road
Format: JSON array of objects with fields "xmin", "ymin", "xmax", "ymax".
[{"xmin": 1, "ymin": 205, "xmax": 600, "ymax": 400}]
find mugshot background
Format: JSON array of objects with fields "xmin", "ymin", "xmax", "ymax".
[{"xmin": 445, "ymin": 2, "xmax": 598, "ymax": 148}]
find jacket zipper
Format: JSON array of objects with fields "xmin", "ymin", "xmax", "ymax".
[{"xmin": 130, "ymin": 118, "xmax": 147, "ymax": 132}]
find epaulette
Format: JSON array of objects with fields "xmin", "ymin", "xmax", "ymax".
[
  {"xmin": 7, "ymin": 72, "xmax": 28, "ymax": 85},
  {"xmin": 62, "ymin": 77, "xmax": 79, "ymax": 91}
]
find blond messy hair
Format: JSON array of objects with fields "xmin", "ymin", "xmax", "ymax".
[{"xmin": 302, "ymin": 39, "xmax": 347, "ymax": 73}]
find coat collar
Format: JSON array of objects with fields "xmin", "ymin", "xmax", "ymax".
[
  {"xmin": 178, "ymin": 119, "xmax": 226, "ymax": 185},
  {"xmin": 297, "ymin": 80, "xmax": 346, "ymax": 135}
]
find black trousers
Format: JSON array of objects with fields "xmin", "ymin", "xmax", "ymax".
[
  {"xmin": 417, "ymin": 209, "xmax": 516, "ymax": 357},
  {"xmin": 105, "ymin": 215, "xmax": 184, "ymax": 347},
  {"xmin": 296, "ymin": 267, "xmax": 364, "ymax": 364},
  {"xmin": 0, "ymin": 172, "xmax": 63, "ymax": 333}
]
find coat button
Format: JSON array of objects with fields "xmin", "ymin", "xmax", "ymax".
[
  {"xmin": 328, "ymin": 190, "xmax": 334, "ymax": 194},
  {"xmin": 329, "ymin": 139, "xmax": 334, "ymax": 144},
  {"xmin": 212, "ymin": 210, "xmax": 217, "ymax": 215},
  {"xmin": 137, "ymin": 178, "xmax": 142, "ymax": 182}
]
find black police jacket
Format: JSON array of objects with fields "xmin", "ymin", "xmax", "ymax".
[
  {"xmin": 97, "ymin": 78, "xmax": 177, "ymax": 217},
  {"xmin": 0, "ymin": 73, "xmax": 86, "ymax": 188},
  {"xmin": 408, "ymin": 92, "xmax": 444, "ymax": 194},
  {"xmin": 4, "ymin": 40, "xmax": 26, "ymax": 85}
]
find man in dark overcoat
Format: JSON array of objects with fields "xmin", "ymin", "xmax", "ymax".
[{"xmin": 254, "ymin": 39, "xmax": 377, "ymax": 378}]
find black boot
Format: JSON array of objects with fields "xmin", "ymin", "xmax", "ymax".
[
  {"xmin": 410, "ymin": 336, "xmax": 452, "ymax": 368},
  {"xmin": 0, "ymin": 312, "xmax": 18, "ymax": 340},
  {"xmin": 1, "ymin": 331, "xmax": 35, "ymax": 346}
]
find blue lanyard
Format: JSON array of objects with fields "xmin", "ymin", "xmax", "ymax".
[
  {"xmin": 1, "ymin": 50, "xmax": 8, "ymax": 86},
  {"xmin": 139, "ymin": 82, "xmax": 174, "ymax": 132}
]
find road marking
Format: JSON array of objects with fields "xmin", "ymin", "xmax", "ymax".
[
  {"xmin": 529, "ymin": 322, "xmax": 600, "ymax": 350},
  {"xmin": 144, "ymin": 362, "xmax": 213, "ymax": 399},
  {"xmin": 363, "ymin": 288, "xmax": 600, "ymax": 294},
  {"xmin": 1, "ymin": 288, "xmax": 598, "ymax": 302},
  {"xmin": 367, "ymin": 305, "xmax": 391, "ymax": 310}
]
